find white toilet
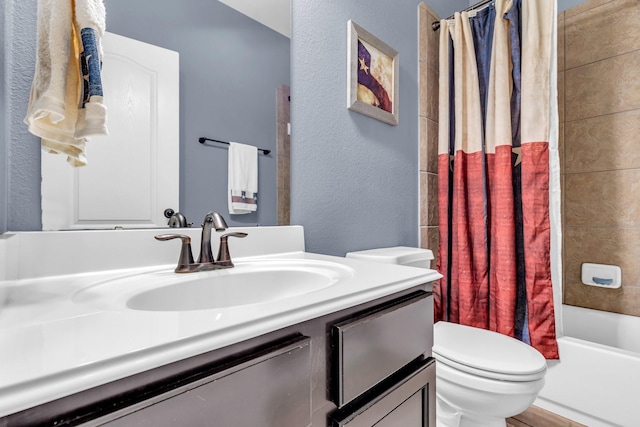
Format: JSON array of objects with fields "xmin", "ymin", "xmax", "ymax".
[
  {"xmin": 433, "ymin": 321, "xmax": 547, "ymax": 427},
  {"xmin": 346, "ymin": 246, "xmax": 548, "ymax": 427}
]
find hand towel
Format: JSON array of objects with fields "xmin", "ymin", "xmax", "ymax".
[
  {"xmin": 24, "ymin": 0, "xmax": 107, "ymax": 167},
  {"xmin": 228, "ymin": 142, "xmax": 258, "ymax": 215}
]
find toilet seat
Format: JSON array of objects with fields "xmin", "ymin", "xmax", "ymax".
[{"xmin": 433, "ymin": 321, "xmax": 547, "ymax": 382}]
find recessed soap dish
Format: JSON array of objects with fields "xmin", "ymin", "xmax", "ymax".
[{"xmin": 581, "ymin": 263, "xmax": 622, "ymax": 289}]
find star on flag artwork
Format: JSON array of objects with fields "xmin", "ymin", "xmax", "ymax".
[{"xmin": 357, "ymin": 39, "xmax": 393, "ymax": 113}]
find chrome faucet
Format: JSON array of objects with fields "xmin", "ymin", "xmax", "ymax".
[{"xmin": 155, "ymin": 211, "xmax": 247, "ymax": 273}]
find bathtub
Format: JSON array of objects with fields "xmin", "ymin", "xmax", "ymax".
[{"xmin": 534, "ymin": 304, "xmax": 640, "ymax": 427}]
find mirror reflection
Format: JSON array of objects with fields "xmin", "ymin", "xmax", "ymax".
[{"xmin": 41, "ymin": 0, "xmax": 291, "ymax": 230}]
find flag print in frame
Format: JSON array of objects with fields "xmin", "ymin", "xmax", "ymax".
[{"xmin": 347, "ymin": 20, "xmax": 399, "ymax": 126}]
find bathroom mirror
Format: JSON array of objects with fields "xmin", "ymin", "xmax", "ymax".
[{"xmin": 38, "ymin": 0, "xmax": 291, "ymax": 230}]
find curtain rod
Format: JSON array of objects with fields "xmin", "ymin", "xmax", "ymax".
[
  {"xmin": 432, "ymin": 0, "xmax": 494, "ymax": 31},
  {"xmin": 198, "ymin": 137, "xmax": 271, "ymax": 155}
]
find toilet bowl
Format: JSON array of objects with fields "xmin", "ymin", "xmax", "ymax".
[{"xmin": 433, "ymin": 321, "xmax": 547, "ymax": 427}]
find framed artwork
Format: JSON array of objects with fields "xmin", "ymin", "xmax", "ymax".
[{"xmin": 347, "ymin": 20, "xmax": 399, "ymax": 126}]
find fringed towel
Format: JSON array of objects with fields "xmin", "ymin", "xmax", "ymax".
[
  {"xmin": 24, "ymin": 0, "xmax": 107, "ymax": 167},
  {"xmin": 228, "ymin": 142, "xmax": 258, "ymax": 215}
]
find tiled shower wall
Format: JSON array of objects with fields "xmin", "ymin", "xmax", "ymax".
[
  {"xmin": 561, "ymin": 0, "xmax": 640, "ymax": 316},
  {"xmin": 419, "ymin": 3, "xmax": 440, "ymax": 269}
]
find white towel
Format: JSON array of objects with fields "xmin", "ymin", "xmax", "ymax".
[
  {"xmin": 24, "ymin": 0, "xmax": 107, "ymax": 167},
  {"xmin": 228, "ymin": 142, "xmax": 258, "ymax": 215}
]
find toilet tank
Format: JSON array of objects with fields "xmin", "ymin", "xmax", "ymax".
[{"xmin": 345, "ymin": 246, "xmax": 434, "ymax": 269}]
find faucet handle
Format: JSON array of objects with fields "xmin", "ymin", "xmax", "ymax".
[
  {"xmin": 216, "ymin": 232, "xmax": 248, "ymax": 267},
  {"xmin": 155, "ymin": 234, "xmax": 195, "ymax": 273}
]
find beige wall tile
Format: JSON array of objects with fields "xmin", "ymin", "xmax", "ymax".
[
  {"xmin": 564, "ymin": 226, "xmax": 640, "ymax": 315},
  {"xmin": 418, "ymin": 5, "xmax": 439, "ymax": 72},
  {"xmin": 557, "ymin": 12, "xmax": 565, "ymax": 72},
  {"xmin": 420, "ymin": 172, "xmax": 429, "ymax": 226},
  {"xmin": 427, "ymin": 173, "xmax": 438, "ymax": 226},
  {"xmin": 565, "ymin": 110, "xmax": 640, "ymax": 173},
  {"xmin": 277, "ymin": 155, "xmax": 290, "ymax": 193},
  {"xmin": 276, "ymin": 85, "xmax": 290, "ymax": 124},
  {"xmin": 420, "ymin": 172, "xmax": 439, "ymax": 227},
  {"xmin": 565, "ymin": 279, "xmax": 640, "ymax": 316},
  {"xmin": 558, "ymin": 122, "xmax": 564, "ymax": 174},
  {"xmin": 419, "ymin": 3, "xmax": 428, "ymax": 60},
  {"xmin": 420, "ymin": 226, "xmax": 439, "ymax": 269},
  {"xmin": 420, "ymin": 117, "xmax": 428, "ymax": 172},
  {"xmin": 424, "ymin": 12, "xmax": 440, "ymax": 72},
  {"xmin": 277, "ymin": 122, "xmax": 290, "ymax": 158},
  {"xmin": 277, "ymin": 187, "xmax": 290, "ymax": 226},
  {"xmin": 565, "ymin": 0, "xmax": 615, "ymax": 18},
  {"xmin": 557, "ymin": 70, "xmax": 565, "ymax": 123},
  {"xmin": 420, "ymin": 60, "xmax": 439, "ymax": 121},
  {"xmin": 565, "ymin": 169, "xmax": 640, "ymax": 227},
  {"xmin": 420, "ymin": 117, "xmax": 439, "ymax": 173},
  {"xmin": 564, "ymin": 226, "xmax": 640, "ymax": 288},
  {"xmin": 427, "ymin": 118, "xmax": 439, "ymax": 173},
  {"xmin": 565, "ymin": 50, "xmax": 640, "ymax": 121},
  {"xmin": 565, "ymin": 0, "xmax": 640, "ymax": 69}
]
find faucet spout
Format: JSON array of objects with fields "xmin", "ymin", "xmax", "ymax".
[
  {"xmin": 157, "ymin": 211, "xmax": 243, "ymax": 273},
  {"xmin": 198, "ymin": 211, "xmax": 228, "ymax": 263}
]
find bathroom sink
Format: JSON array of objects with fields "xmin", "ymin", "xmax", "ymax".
[{"xmin": 73, "ymin": 259, "xmax": 354, "ymax": 311}]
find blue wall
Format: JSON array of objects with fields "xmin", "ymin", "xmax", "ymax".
[
  {"xmin": 0, "ymin": 0, "xmax": 289, "ymax": 233},
  {"xmin": 0, "ymin": 0, "xmax": 6, "ymax": 234},
  {"xmin": 289, "ymin": 0, "xmax": 468, "ymax": 257},
  {"xmin": 2, "ymin": 0, "xmax": 41, "ymax": 233}
]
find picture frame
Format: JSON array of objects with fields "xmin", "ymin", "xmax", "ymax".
[{"xmin": 347, "ymin": 20, "xmax": 399, "ymax": 126}]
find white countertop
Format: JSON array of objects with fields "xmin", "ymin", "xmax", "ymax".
[{"xmin": 0, "ymin": 227, "xmax": 441, "ymax": 417}]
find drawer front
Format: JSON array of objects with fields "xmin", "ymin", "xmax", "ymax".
[
  {"xmin": 95, "ymin": 336, "xmax": 311, "ymax": 427},
  {"xmin": 332, "ymin": 291, "xmax": 432, "ymax": 407},
  {"xmin": 330, "ymin": 357, "xmax": 436, "ymax": 427}
]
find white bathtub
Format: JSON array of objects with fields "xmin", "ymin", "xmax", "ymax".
[{"xmin": 535, "ymin": 304, "xmax": 640, "ymax": 427}]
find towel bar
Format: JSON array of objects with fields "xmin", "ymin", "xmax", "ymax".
[{"xmin": 199, "ymin": 137, "xmax": 271, "ymax": 155}]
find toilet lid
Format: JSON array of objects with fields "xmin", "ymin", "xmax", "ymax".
[{"xmin": 432, "ymin": 321, "xmax": 547, "ymax": 381}]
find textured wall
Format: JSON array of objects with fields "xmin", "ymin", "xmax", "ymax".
[
  {"xmin": 3, "ymin": 0, "xmax": 42, "ymax": 233},
  {"xmin": 291, "ymin": 1, "xmax": 413, "ymax": 256},
  {"xmin": 0, "ymin": 0, "xmax": 289, "ymax": 232},
  {"xmin": 0, "ymin": 0, "xmax": 7, "ymax": 234},
  {"xmin": 560, "ymin": 0, "xmax": 640, "ymax": 316}
]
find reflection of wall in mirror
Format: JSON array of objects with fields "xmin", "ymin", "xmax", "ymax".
[
  {"xmin": 0, "ymin": 0, "xmax": 291, "ymax": 233},
  {"xmin": 106, "ymin": 0, "xmax": 291, "ymax": 228}
]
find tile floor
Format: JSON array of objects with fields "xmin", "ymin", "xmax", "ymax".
[{"xmin": 507, "ymin": 406, "xmax": 587, "ymax": 427}]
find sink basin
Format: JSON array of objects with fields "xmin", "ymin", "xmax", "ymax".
[{"xmin": 73, "ymin": 259, "xmax": 354, "ymax": 311}]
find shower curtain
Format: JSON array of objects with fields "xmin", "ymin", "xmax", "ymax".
[{"xmin": 434, "ymin": 0, "xmax": 559, "ymax": 359}]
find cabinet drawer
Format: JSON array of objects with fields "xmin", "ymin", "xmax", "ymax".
[
  {"xmin": 332, "ymin": 291, "xmax": 432, "ymax": 407},
  {"xmin": 93, "ymin": 336, "xmax": 311, "ymax": 427},
  {"xmin": 330, "ymin": 357, "xmax": 435, "ymax": 427}
]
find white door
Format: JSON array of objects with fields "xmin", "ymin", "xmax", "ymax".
[{"xmin": 41, "ymin": 32, "xmax": 179, "ymax": 230}]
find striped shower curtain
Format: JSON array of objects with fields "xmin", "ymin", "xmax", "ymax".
[{"xmin": 435, "ymin": 0, "xmax": 559, "ymax": 359}]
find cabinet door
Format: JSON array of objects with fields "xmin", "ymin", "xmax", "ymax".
[
  {"xmin": 330, "ymin": 358, "xmax": 435, "ymax": 427},
  {"xmin": 98, "ymin": 337, "xmax": 311, "ymax": 427}
]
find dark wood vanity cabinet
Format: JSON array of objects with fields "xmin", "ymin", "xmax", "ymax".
[{"xmin": 1, "ymin": 287, "xmax": 434, "ymax": 427}]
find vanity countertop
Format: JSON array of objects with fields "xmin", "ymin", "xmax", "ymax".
[{"xmin": 0, "ymin": 227, "xmax": 441, "ymax": 418}]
